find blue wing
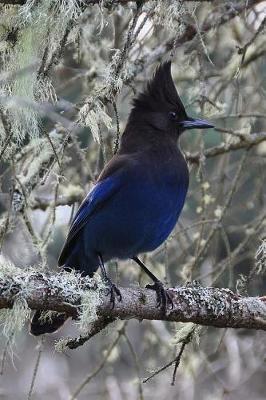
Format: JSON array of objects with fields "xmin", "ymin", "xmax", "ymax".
[{"xmin": 58, "ymin": 173, "xmax": 123, "ymax": 266}]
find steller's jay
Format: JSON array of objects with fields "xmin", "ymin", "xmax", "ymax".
[{"xmin": 30, "ymin": 61, "xmax": 213, "ymax": 335}]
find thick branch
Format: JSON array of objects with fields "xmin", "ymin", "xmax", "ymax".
[
  {"xmin": 0, "ymin": 0, "xmax": 213, "ymax": 4},
  {"xmin": 1, "ymin": 270, "xmax": 266, "ymax": 331}
]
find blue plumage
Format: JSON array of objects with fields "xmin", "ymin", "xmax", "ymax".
[
  {"xmin": 60, "ymin": 146, "xmax": 189, "ymax": 275},
  {"xmin": 30, "ymin": 61, "xmax": 213, "ymax": 335}
]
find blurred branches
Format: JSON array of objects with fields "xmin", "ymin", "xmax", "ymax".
[
  {"xmin": 0, "ymin": 0, "xmax": 266, "ymax": 397},
  {"xmin": 186, "ymin": 131, "xmax": 266, "ymax": 163}
]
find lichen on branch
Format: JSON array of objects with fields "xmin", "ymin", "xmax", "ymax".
[{"xmin": 0, "ymin": 264, "xmax": 266, "ymax": 342}]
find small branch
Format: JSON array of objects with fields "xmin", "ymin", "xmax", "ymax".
[
  {"xmin": 27, "ymin": 337, "xmax": 44, "ymax": 400},
  {"xmin": 64, "ymin": 316, "xmax": 115, "ymax": 349},
  {"xmin": 164, "ymin": 0, "xmax": 263, "ymax": 56},
  {"xmin": 1, "ymin": 270, "xmax": 266, "ymax": 332},
  {"xmin": 171, "ymin": 326, "xmax": 195, "ymax": 385},
  {"xmin": 237, "ymin": 16, "xmax": 266, "ymax": 67},
  {"xmin": 186, "ymin": 131, "xmax": 266, "ymax": 163},
  {"xmin": 70, "ymin": 322, "xmax": 127, "ymax": 400},
  {"xmin": 31, "ymin": 193, "xmax": 83, "ymax": 210},
  {"xmin": 142, "ymin": 332, "xmax": 191, "ymax": 385},
  {"xmin": 123, "ymin": 332, "xmax": 144, "ymax": 400}
]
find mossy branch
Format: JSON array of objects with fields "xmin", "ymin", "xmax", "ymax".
[
  {"xmin": 0, "ymin": 0, "xmax": 214, "ymax": 5},
  {"xmin": 0, "ymin": 268, "xmax": 266, "ymax": 332}
]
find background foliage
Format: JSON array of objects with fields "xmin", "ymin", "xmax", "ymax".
[{"xmin": 0, "ymin": 0, "xmax": 265, "ymax": 399}]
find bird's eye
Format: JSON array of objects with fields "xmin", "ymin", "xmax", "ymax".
[{"xmin": 169, "ymin": 111, "xmax": 177, "ymax": 120}]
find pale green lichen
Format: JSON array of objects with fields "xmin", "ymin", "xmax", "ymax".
[
  {"xmin": 54, "ymin": 337, "xmax": 71, "ymax": 353},
  {"xmin": 79, "ymin": 99, "xmax": 113, "ymax": 144},
  {"xmin": 172, "ymin": 322, "xmax": 201, "ymax": 347},
  {"xmin": 0, "ymin": 297, "xmax": 30, "ymax": 346},
  {"xmin": 103, "ymin": 48, "xmax": 127, "ymax": 95},
  {"xmin": 77, "ymin": 273, "xmax": 106, "ymax": 332},
  {"xmin": 1, "ymin": 2, "xmax": 53, "ymax": 144},
  {"xmin": 236, "ymin": 274, "xmax": 248, "ymax": 296},
  {"xmin": 0, "ymin": 215, "xmax": 12, "ymax": 240},
  {"xmin": 0, "ymin": 0, "xmax": 83, "ymax": 151},
  {"xmin": 0, "ymin": 260, "xmax": 106, "ymax": 341},
  {"xmin": 7, "ymin": 26, "xmax": 40, "ymax": 141},
  {"xmin": 149, "ymin": 0, "xmax": 186, "ymax": 33},
  {"xmin": 14, "ymin": 131, "xmax": 62, "ymax": 190},
  {"xmin": 0, "ymin": 255, "xmax": 19, "ymax": 276},
  {"xmin": 255, "ymin": 238, "xmax": 266, "ymax": 275},
  {"xmin": 61, "ymin": 183, "xmax": 85, "ymax": 200}
]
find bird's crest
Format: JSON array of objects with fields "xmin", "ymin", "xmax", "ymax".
[{"xmin": 132, "ymin": 61, "xmax": 186, "ymax": 115}]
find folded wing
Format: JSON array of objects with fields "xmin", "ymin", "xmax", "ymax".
[{"xmin": 58, "ymin": 155, "xmax": 130, "ymax": 267}]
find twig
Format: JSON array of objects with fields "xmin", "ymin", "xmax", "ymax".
[
  {"xmin": 0, "ymin": 108, "xmax": 13, "ymax": 162},
  {"xmin": 123, "ymin": 331, "xmax": 144, "ymax": 400},
  {"xmin": 70, "ymin": 322, "xmax": 127, "ymax": 400},
  {"xmin": 192, "ymin": 150, "xmax": 249, "ymax": 271},
  {"xmin": 65, "ymin": 317, "xmax": 115, "ymax": 350},
  {"xmin": 143, "ymin": 324, "xmax": 195, "ymax": 384},
  {"xmin": 112, "ymin": 102, "xmax": 120, "ymax": 154},
  {"xmin": 0, "ymin": 333, "xmax": 14, "ymax": 375},
  {"xmin": 27, "ymin": 337, "xmax": 44, "ymax": 400},
  {"xmin": 237, "ymin": 16, "xmax": 266, "ymax": 68},
  {"xmin": 186, "ymin": 132, "xmax": 266, "ymax": 163}
]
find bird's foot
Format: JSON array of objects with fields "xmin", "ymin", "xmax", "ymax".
[
  {"xmin": 146, "ymin": 280, "xmax": 173, "ymax": 310},
  {"xmin": 105, "ymin": 278, "xmax": 122, "ymax": 309}
]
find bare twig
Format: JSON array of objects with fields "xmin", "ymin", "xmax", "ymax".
[
  {"xmin": 123, "ymin": 331, "xmax": 144, "ymax": 399},
  {"xmin": 142, "ymin": 325, "xmax": 194, "ymax": 385},
  {"xmin": 186, "ymin": 132, "xmax": 266, "ymax": 163},
  {"xmin": 64, "ymin": 317, "xmax": 115, "ymax": 350},
  {"xmin": 70, "ymin": 322, "xmax": 127, "ymax": 400},
  {"xmin": 27, "ymin": 337, "xmax": 44, "ymax": 400},
  {"xmin": 237, "ymin": 16, "xmax": 266, "ymax": 68}
]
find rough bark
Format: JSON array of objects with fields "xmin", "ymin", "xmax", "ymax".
[
  {"xmin": 0, "ymin": 0, "xmax": 213, "ymax": 5},
  {"xmin": 1, "ymin": 270, "xmax": 265, "ymax": 331}
]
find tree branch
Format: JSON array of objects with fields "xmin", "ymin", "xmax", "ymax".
[
  {"xmin": 186, "ymin": 131, "xmax": 266, "ymax": 164},
  {"xmin": 0, "ymin": 0, "xmax": 214, "ymax": 5},
  {"xmin": 1, "ymin": 269, "xmax": 266, "ymax": 332}
]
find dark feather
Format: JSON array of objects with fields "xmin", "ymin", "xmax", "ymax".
[
  {"xmin": 132, "ymin": 61, "xmax": 186, "ymax": 116},
  {"xmin": 58, "ymin": 155, "xmax": 135, "ymax": 267},
  {"xmin": 30, "ymin": 61, "xmax": 213, "ymax": 336}
]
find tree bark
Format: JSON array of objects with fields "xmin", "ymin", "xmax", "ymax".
[{"xmin": 1, "ymin": 269, "xmax": 266, "ymax": 331}]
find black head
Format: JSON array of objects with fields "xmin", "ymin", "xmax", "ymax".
[{"xmin": 130, "ymin": 61, "xmax": 213, "ymax": 137}]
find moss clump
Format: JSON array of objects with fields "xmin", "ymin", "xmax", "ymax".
[
  {"xmin": 0, "ymin": 296, "xmax": 30, "ymax": 346},
  {"xmin": 77, "ymin": 273, "xmax": 106, "ymax": 332}
]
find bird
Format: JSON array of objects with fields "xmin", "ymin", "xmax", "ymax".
[{"xmin": 30, "ymin": 61, "xmax": 213, "ymax": 335}]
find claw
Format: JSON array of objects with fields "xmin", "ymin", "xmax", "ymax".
[
  {"xmin": 146, "ymin": 281, "xmax": 173, "ymax": 310},
  {"xmin": 105, "ymin": 278, "xmax": 122, "ymax": 309},
  {"xmin": 98, "ymin": 253, "xmax": 122, "ymax": 308}
]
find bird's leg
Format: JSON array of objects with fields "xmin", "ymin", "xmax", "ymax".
[
  {"xmin": 132, "ymin": 256, "xmax": 173, "ymax": 310},
  {"xmin": 98, "ymin": 253, "xmax": 122, "ymax": 308}
]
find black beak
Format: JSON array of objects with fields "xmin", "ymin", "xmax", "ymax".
[{"xmin": 180, "ymin": 117, "xmax": 214, "ymax": 130}]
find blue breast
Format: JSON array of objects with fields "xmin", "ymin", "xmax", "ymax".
[
  {"xmin": 62, "ymin": 147, "xmax": 189, "ymax": 275},
  {"xmin": 136, "ymin": 167, "xmax": 188, "ymax": 252},
  {"xmin": 82, "ymin": 160, "xmax": 189, "ymax": 261}
]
